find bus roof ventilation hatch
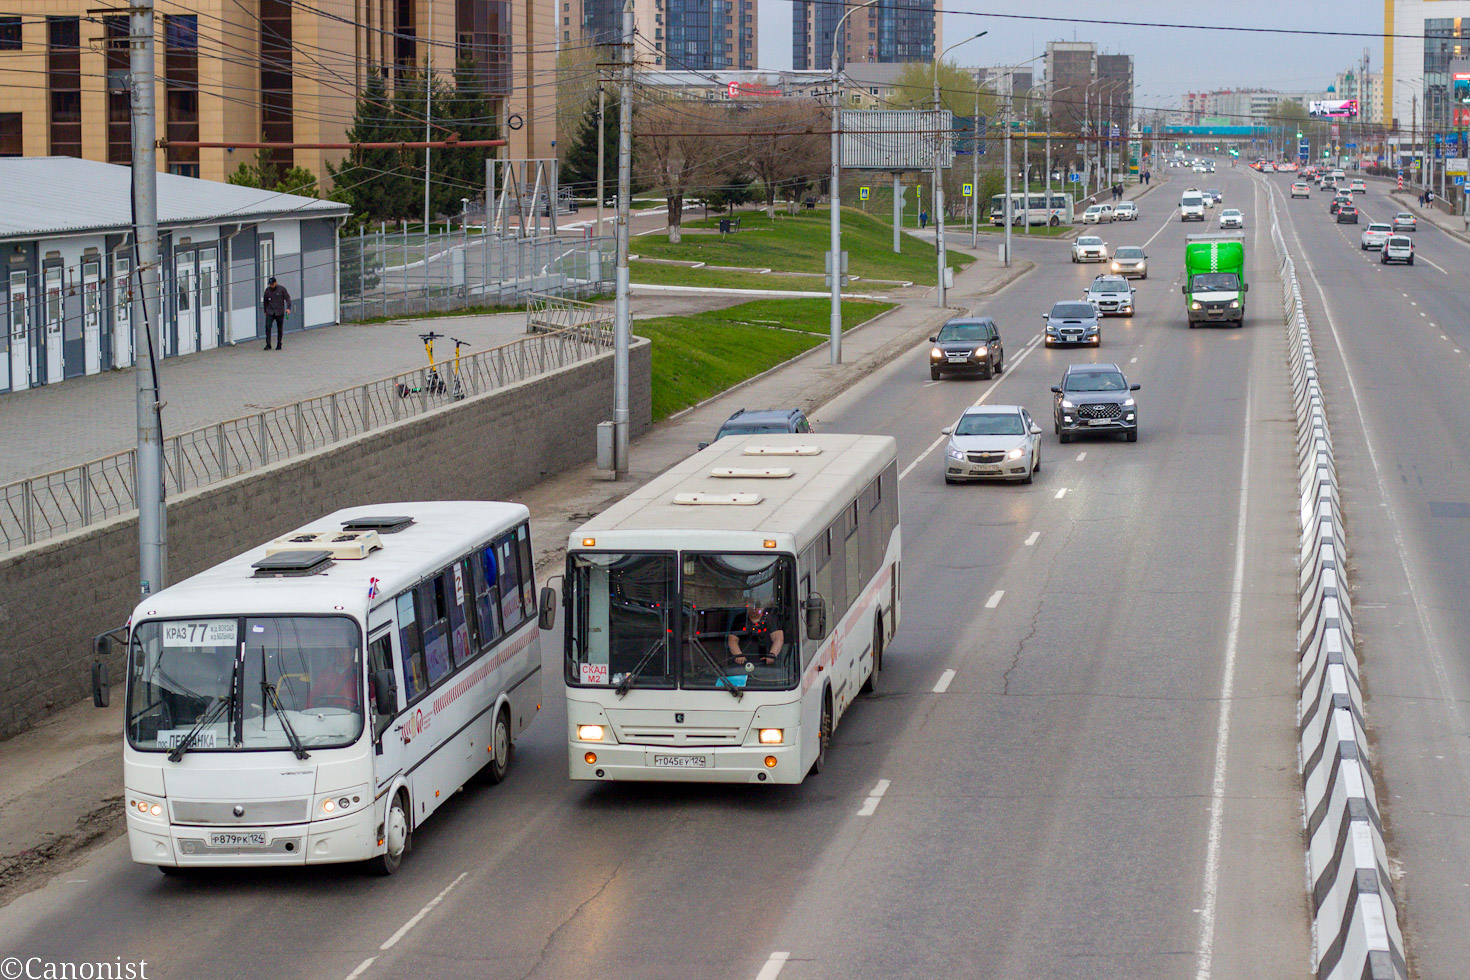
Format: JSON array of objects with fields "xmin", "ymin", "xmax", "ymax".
[
  {"xmin": 265, "ymin": 530, "xmax": 383, "ymax": 560},
  {"xmin": 251, "ymin": 550, "xmax": 336, "ymax": 578},
  {"xmin": 742, "ymin": 445, "xmax": 821, "ymax": 457},
  {"xmin": 709, "ymin": 467, "xmax": 793, "ymax": 479},
  {"xmin": 340, "ymin": 515, "xmax": 415, "ymax": 534},
  {"xmin": 673, "ymin": 492, "xmax": 764, "ymax": 506}
]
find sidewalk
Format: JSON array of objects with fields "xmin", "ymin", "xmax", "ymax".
[{"xmin": 0, "ymin": 242, "xmax": 1034, "ymax": 905}]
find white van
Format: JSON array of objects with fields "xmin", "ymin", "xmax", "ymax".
[{"xmin": 1179, "ymin": 191, "xmax": 1206, "ymax": 222}]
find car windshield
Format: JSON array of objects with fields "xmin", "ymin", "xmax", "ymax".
[
  {"xmin": 1191, "ymin": 273, "xmax": 1240, "ymax": 292},
  {"xmin": 1114, "ymin": 248, "xmax": 1144, "ymax": 259},
  {"xmin": 937, "ymin": 323, "xmax": 991, "ymax": 342},
  {"xmin": 126, "ymin": 616, "xmax": 365, "ymax": 753},
  {"xmin": 1085, "ymin": 206, "xmax": 1104, "ymax": 213},
  {"xmin": 1051, "ymin": 303, "xmax": 1096, "ymax": 319},
  {"xmin": 955, "ymin": 413, "xmax": 1024, "ymax": 436},
  {"xmin": 1222, "ymin": 210, "xmax": 1241, "ymax": 217},
  {"xmin": 1065, "ymin": 371, "xmax": 1128, "ymax": 392},
  {"xmin": 566, "ymin": 552, "xmax": 798, "ymax": 692},
  {"xmin": 1368, "ymin": 225, "xmax": 1391, "ymax": 233},
  {"xmin": 1091, "ymin": 280, "xmax": 1128, "ymax": 294},
  {"xmin": 1077, "ymin": 236, "xmax": 1103, "ymax": 246}
]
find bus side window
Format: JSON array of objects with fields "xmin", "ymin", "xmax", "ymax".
[
  {"xmin": 799, "ymin": 571, "xmax": 816, "ymax": 665},
  {"xmin": 496, "ymin": 534, "xmax": 525, "ymax": 631},
  {"xmin": 516, "ymin": 525, "xmax": 536, "ymax": 618},
  {"xmin": 420, "ymin": 576, "xmax": 453, "ymax": 686},
  {"xmin": 474, "ymin": 545, "xmax": 503, "ymax": 647},
  {"xmin": 446, "ymin": 564, "xmax": 471, "ymax": 669},
  {"xmin": 845, "ymin": 500, "xmax": 860, "ymax": 608},
  {"xmin": 368, "ymin": 631, "xmax": 397, "ymax": 739},
  {"xmin": 397, "ymin": 592, "xmax": 428, "ymax": 702}
]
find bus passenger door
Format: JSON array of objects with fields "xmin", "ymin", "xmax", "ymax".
[{"xmin": 366, "ymin": 618, "xmax": 409, "ymax": 801}]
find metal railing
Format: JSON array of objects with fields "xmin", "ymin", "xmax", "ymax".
[
  {"xmin": 0, "ymin": 326, "xmax": 613, "ymax": 553},
  {"xmin": 526, "ymin": 292, "xmax": 615, "ymax": 335}
]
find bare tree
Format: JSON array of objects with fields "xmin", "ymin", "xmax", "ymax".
[
  {"xmin": 743, "ymin": 100, "xmax": 830, "ymax": 218},
  {"xmin": 635, "ymin": 96, "xmax": 734, "ymax": 242}
]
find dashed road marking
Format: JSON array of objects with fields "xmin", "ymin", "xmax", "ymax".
[
  {"xmin": 381, "ymin": 872, "xmax": 469, "ymax": 951},
  {"xmin": 755, "ymin": 952, "xmax": 791, "ymax": 980},
  {"xmin": 1054, "ymin": 487, "xmax": 1068, "ymax": 499},
  {"xmin": 856, "ymin": 779, "xmax": 891, "ymax": 816},
  {"xmin": 1024, "ymin": 531, "xmax": 1040, "ymax": 546},
  {"xmin": 933, "ymin": 669, "xmax": 956, "ymax": 693},
  {"xmin": 345, "ymin": 959, "xmax": 376, "ymax": 980},
  {"xmin": 985, "ymin": 590, "xmax": 1005, "ymax": 609},
  {"xmin": 1076, "ymin": 451, "xmax": 1087, "ymax": 461}
]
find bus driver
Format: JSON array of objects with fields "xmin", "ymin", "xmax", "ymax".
[{"xmin": 726, "ymin": 600, "xmax": 785, "ymax": 668}]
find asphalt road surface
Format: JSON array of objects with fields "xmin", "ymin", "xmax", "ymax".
[{"xmin": 0, "ymin": 169, "xmax": 1314, "ymax": 980}]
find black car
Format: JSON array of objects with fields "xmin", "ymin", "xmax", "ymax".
[
  {"xmin": 1051, "ymin": 363, "xmax": 1141, "ymax": 443},
  {"xmin": 699, "ymin": 408, "xmax": 812, "ymax": 449},
  {"xmin": 928, "ymin": 316, "xmax": 1005, "ymax": 380},
  {"xmin": 1336, "ymin": 204, "xmax": 1359, "ymax": 224},
  {"xmin": 1328, "ymin": 195, "xmax": 1352, "ymax": 215}
]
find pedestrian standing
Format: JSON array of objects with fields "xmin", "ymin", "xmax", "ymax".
[
  {"xmin": 261, "ymin": 276, "xmax": 291, "ymax": 351},
  {"xmin": 919, "ymin": 209, "xmax": 928, "ymax": 229}
]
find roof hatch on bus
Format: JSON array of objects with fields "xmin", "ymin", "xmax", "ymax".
[
  {"xmin": 251, "ymin": 550, "xmax": 335, "ymax": 578},
  {"xmin": 339, "ymin": 514, "xmax": 416, "ymax": 534},
  {"xmin": 742, "ymin": 445, "xmax": 821, "ymax": 456},
  {"xmin": 672, "ymin": 492, "xmax": 765, "ymax": 506},
  {"xmin": 265, "ymin": 529, "xmax": 384, "ymax": 560},
  {"xmin": 709, "ymin": 466, "xmax": 793, "ymax": 479}
]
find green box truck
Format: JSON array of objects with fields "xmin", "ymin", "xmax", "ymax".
[{"xmin": 1183, "ymin": 235, "xmax": 1248, "ymax": 327}]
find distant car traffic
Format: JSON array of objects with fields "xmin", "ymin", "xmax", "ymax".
[
  {"xmin": 1329, "ymin": 194, "xmax": 1352, "ymax": 214},
  {"xmin": 928, "ymin": 317, "xmax": 1006, "ymax": 380},
  {"xmin": 1381, "ymin": 235, "xmax": 1414, "ymax": 265},
  {"xmin": 1205, "ymin": 189, "xmax": 1223, "ymax": 205},
  {"xmin": 941, "ymin": 405, "xmax": 1043, "ymax": 485},
  {"xmin": 1051, "ymin": 363, "xmax": 1140, "ymax": 444},
  {"xmin": 1071, "ymin": 235, "xmax": 1109, "ymax": 262},
  {"xmin": 1336, "ymin": 204, "xmax": 1359, "ymax": 224},
  {"xmin": 1219, "ymin": 208, "xmax": 1245, "ymax": 229},
  {"xmin": 1391, "ymin": 212, "xmax": 1417, "ymax": 232},
  {"xmin": 1291, "ymin": 182, "xmax": 1311, "ymax": 198},
  {"xmin": 1085, "ymin": 275, "xmax": 1136, "ymax": 316},
  {"xmin": 1042, "ymin": 301, "xmax": 1102, "ymax": 347},
  {"xmin": 1113, "ymin": 201, "xmax": 1139, "ymax": 221},
  {"xmin": 1109, "ymin": 245, "xmax": 1148, "ymax": 279},
  {"xmin": 1360, "ymin": 223, "xmax": 1392, "ymax": 250}
]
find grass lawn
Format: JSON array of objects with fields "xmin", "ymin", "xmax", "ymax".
[
  {"xmin": 631, "ymin": 207, "xmax": 970, "ymax": 286},
  {"xmin": 629, "ymin": 260, "xmax": 891, "ymax": 293},
  {"xmin": 641, "ymin": 297, "xmax": 894, "ymax": 420}
]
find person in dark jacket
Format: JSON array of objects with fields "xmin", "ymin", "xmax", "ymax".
[{"xmin": 262, "ymin": 276, "xmax": 291, "ymax": 350}]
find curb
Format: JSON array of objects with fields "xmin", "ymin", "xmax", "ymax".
[{"xmin": 1266, "ymin": 190, "xmax": 1408, "ymax": 980}]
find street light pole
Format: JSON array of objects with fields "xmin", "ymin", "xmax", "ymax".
[
  {"xmin": 612, "ymin": 0, "xmax": 633, "ymax": 475},
  {"xmin": 423, "ymin": 0, "xmax": 433, "ymax": 233},
  {"xmin": 830, "ymin": 0, "xmax": 880, "ymax": 363},
  {"xmin": 931, "ymin": 31, "xmax": 986, "ymax": 308}
]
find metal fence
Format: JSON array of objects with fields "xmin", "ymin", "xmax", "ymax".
[
  {"xmin": 339, "ymin": 230, "xmax": 615, "ymax": 322},
  {"xmin": 526, "ymin": 292, "xmax": 616, "ymax": 335},
  {"xmin": 0, "ymin": 325, "xmax": 613, "ymax": 553}
]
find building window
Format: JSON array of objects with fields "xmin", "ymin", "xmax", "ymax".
[
  {"xmin": 47, "ymin": 17, "xmax": 82, "ymax": 158},
  {"xmin": 260, "ymin": 0, "xmax": 293, "ymax": 171},
  {"xmin": 104, "ymin": 17, "xmax": 131, "ymax": 164},
  {"xmin": 0, "ymin": 113, "xmax": 20, "ymax": 156},
  {"xmin": 165, "ymin": 15, "xmax": 200, "ymax": 175},
  {"xmin": 0, "ymin": 15, "xmax": 20, "ymax": 50}
]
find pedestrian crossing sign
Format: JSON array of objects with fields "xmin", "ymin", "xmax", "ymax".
[
  {"xmin": 859, "ymin": 187, "xmax": 870, "ymax": 201},
  {"xmin": 962, "ymin": 183, "xmax": 974, "ymax": 198}
]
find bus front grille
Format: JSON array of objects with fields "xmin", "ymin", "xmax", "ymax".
[{"xmin": 171, "ymin": 799, "xmax": 311, "ymax": 825}]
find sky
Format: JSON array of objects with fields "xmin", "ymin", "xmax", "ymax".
[{"xmin": 756, "ymin": 0, "xmax": 1385, "ymax": 106}]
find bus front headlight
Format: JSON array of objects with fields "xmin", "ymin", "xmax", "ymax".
[
  {"xmin": 758, "ymin": 728, "xmax": 783, "ymax": 744},
  {"xmin": 577, "ymin": 725, "xmax": 605, "ymax": 741}
]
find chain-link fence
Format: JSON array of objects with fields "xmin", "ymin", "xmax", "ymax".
[{"xmin": 339, "ymin": 230, "xmax": 615, "ymax": 322}]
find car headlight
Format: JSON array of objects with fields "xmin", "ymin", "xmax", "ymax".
[
  {"xmin": 1110, "ymin": 262, "xmax": 1120, "ymax": 271},
  {"xmin": 1005, "ymin": 447, "xmax": 1025, "ymax": 460},
  {"xmin": 946, "ymin": 447, "xmax": 965, "ymax": 461},
  {"xmin": 1123, "ymin": 397, "xmax": 1135, "ymax": 407},
  {"xmin": 1190, "ymin": 301, "xmax": 1202, "ymax": 310},
  {"xmin": 930, "ymin": 347, "xmax": 943, "ymax": 359},
  {"xmin": 973, "ymin": 345, "xmax": 987, "ymax": 356},
  {"xmin": 577, "ymin": 724, "xmax": 605, "ymax": 741},
  {"xmin": 1060, "ymin": 399, "xmax": 1074, "ymax": 409}
]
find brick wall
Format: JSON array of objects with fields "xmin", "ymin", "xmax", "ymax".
[{"xmin": 0, "ymin": 339, "xmax": 650, "ymax": 739}]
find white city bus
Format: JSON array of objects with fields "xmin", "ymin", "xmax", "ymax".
[
  {"xmin": 110, "ymin": 502, "xmax": 547, "ymax": 874},
  {"xmin": 563, "ymin": 434, "xmax": 900, "ymax": 784},
  {"xmin": 989, "ymin": 191, "xmax": 1074, "ymax": 226}
]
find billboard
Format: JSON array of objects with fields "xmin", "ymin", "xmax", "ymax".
[
  {"xmin": 1309, "ymin": 99, "xmax": 1359, "ymax": 118},
  {"xmin": 1454, "ymin": 71, "xmax": 1470, "ymax": 107},
  {"xmin": 840, "ymin": 110, "xmax": 954, "ymax": 170}
]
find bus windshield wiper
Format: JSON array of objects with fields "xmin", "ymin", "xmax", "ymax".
[
  {"xmin": 615, "ymin": 638, "xmax": 667, "ymax": 698},
  {"xmin": 259, "ymin": 646, "xmax": 310, "ymax": 760},
  {"xmin": 168, "ymin": 658, "xmax": 238, "ymax": 763},
  {"xmin": 689, "ymin": 633, "xmax": 743, "ymax": 700}
]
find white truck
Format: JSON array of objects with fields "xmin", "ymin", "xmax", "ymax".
[{"xmin": 1179, "ymin": 190, "xmax": 1206, "ymax": 222}]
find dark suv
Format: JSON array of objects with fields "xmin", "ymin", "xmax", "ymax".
[
  {"xmin": 928, "ymin": 316, "xmax": 1005, "ymax": 380},
  {"xmin": 700, "ymin": 408, "xmax": 813, "ymax": 449},
  {"xmin": 1051, "ymin": 363, "xmax": 1141, "ymax": 443}
]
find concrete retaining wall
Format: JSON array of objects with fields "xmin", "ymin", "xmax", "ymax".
[{"xmin": 0, "ymin": 339, "xmax": 651, "ymax": 738}]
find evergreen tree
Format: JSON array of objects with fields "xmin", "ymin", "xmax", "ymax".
[
  {"xmin": 327, "ymin": 71, "xmax": 417, "ymax": 222},
  {"xmin": 431, "ymin": 57, "xmax": 499, "ymax": 219},
  {"xmin": 562, "ymin": 88, "xmax": 643, "ymax": 198}
]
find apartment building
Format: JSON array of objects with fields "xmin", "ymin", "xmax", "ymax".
[
  {"xmin": 792, "ymin": 0, "xmax": 938, "ymax": 71},
  {"xmin": 579, "ymin": 0, "xmax": 755, "ymax": 70}
]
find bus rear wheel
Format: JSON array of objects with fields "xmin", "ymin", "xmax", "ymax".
[
  {"xmin": 369, "ymin": 791, "xmax": 411, "ymax": 876},
  {"xmin": 810, "ymin": 696, "xmax": 832, "ymax": 775},
  {"xmin": 861, "ymin": 617, "xmax": 883, "ymax": 694},
  {"xmin": 484, "ymin": 707, "xmax": 513, "ymax": 784}
]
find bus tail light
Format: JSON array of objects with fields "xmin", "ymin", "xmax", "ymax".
[
  {"xmin": 577, "ymin": 725, "xmax": 605, "ymax": 741},
  {"xmin": 758, "ymin": 728, "xmax": 783, "ymax": 744}
]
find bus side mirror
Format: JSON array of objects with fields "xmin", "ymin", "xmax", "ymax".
[
  {"xmin": 803, "ymin": 596, "xmax": 827, "ymax": 641},
  {"xmin": 91, "ymin": 661, "xmax": 110, "ymax": 708},
  {"xmin": 538, "ymin": 586, "xmax": 557, "ymax": 630},
  {"xmin": 371, "ymin": 670, "xmax": 398, "ymax": 715}
]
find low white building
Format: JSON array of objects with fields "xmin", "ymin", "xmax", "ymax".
[{"xmin": 0, "ymin": 157, "xmax": 348, "ymax": 395}]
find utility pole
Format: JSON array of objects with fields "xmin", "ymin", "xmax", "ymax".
[
  {"xmin": 611, "ymin": 0, "xmax": 633, "ymax": 475},
  {"xmin": 829, "ymin": 0, "xmax": 876, "ymax": 361},
  {"xmin": 1002, "ymin": 92, "xmax": 1012, "ymax": 266},
  {"xmin": 971, "ymin": 80, "xmax": 980, "ymax": 247},
  {"xmin": 130, "ymin": 0, "xmax": 165, "ymax": 595},
  {"xmin": 596, "ymin": 83, "xmax": 606, "ymax": 235},
  {"xmin": 423, "ymin": 0, "xmax": 433, "ymax": 233},
  {"xmin": 1022, "ymin": 97, "xmax": 1030, "ymax": 237},
  {"xmin": 932, "ymin": 76, "xmax": 946, "ymax": 307}
]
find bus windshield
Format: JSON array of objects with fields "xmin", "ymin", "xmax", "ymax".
[
  {"xmin": 567, "ymin": 551, "xmax": 798, "ymax": 692},
  {"xmin": 126, "ymin": 616, "xmax": 365, "ymax": 753}
]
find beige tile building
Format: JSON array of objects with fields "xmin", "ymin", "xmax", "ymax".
[{"xmin": 0, "ymin": 0, "xmax": 554, "ymax": 186}]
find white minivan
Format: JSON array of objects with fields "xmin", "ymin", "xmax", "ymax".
[{"xmin": 1179, "ymin": 191, "xmax": 1206, "ymax": 222}]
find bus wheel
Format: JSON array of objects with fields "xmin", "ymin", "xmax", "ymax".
[
  {"xmin": 810, "ymin": 695, "xmax": 832, "ymax": 775},
  {"xmin": 861, "ymin": 617, "xmax": 883, "ymax": 694},
  {"xmin": 370, "ymin": 791, "xmax": 411, "ymax": 876},
  {"xmin": 485, "ymin": 707, "xmax": 513, "ymax": 785},
  {"xmin": 1049, "ymin": 215, "xmax": 1060, "ymax": 227}
]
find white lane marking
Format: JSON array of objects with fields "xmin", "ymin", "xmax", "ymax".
[
  {"xmin": 857, "ymin": 778, "xmax": 892, "ymax": 816},
  {"xmin": 1411, "ymin": 301, "xmax": 1417, "ymax": 306},
  {"xmin": 1076, "ymin": 451, "xmax": 1087, "ymax": 461},
  {"xmin": 923, "ymin": 380, "xmax": 942, "ymax": 387},
  {"xmin": 985, "ymin": 590, "xmax": 1005, "ymax": 609},
  {"xmin": 900, "ymin": 334, "xmax": 1045, "ymax": 480},
  {"xmin": 1054, "ymin": 487, "xmax": 1068, "ymax": 499},
  {"xmin": 1421, "ymin": 312, "xmax": 1427, "ymax": 317},
  {"xmin": 1024, "ymin": 531, "xmax": 1040, "ymax": 547},
  {"xmin": 1419, "ymin": 254, "xmax": 1450, "ymax": 274},
  {"xmin": 1456, "ymin": 349, "xmax": 1463, "ymax": 354},
  {"xmin": 1192, "ymin": 383, "xmax": 1253, "ymax": 980},
  {"xmin": 1130, "ymin": 356, "xmax": 1138, "ymax": 363},
  {"xmin": 933, "ymin": 668, "xmax": 956, "ymax": 693},
  {"xmin": 380, "ymin": 872, "xmax": 469, "ymax": 951},
  {"xmin": 344, "ymin": 959, "xmax": 376, "ymax": 980},
  {"xmin": 1402, "ymin": 292, "xmax": 1409, "ymax": 297},
  {"xmin": 755, "ymin": 952, "xmax": 791, "ymax": 980}
]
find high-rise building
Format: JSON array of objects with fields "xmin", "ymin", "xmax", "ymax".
[
  {"xmin": 792, "ymin": 0, "xmax": 937, "ymax": 70},
  {"xmin": 1383, "ymin": 0, "xmax": 1470, "ymax": 128},
  {"xmin": 1044, "ymin": 41, "xmax": 1096, "ymax": 137},
  {"xmin": 582, "ymin": 0, "xmax": 755, "ymax": 70},
  {"xmin": 1, "ymin": 0, "xmax": 553, "ymax": 181}
]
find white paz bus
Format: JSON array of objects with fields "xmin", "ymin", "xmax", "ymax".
[
  {"xmin": 563, "ymin": 434, "xmax": 900, "ymax": 784},
  {"xmin": 102, "ymin": 502, "xmax": 548, "ymax": 874}
]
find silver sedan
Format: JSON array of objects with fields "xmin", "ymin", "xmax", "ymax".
[
  {"xmin": 942, "ymin": 405, "xmax": 1043, "ymax": 484},
  {"xmin": 1109, "ymin": 246, "xmax": 1148, "ymax": 279}
]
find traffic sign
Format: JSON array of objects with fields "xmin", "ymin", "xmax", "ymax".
[
  {"xmin": 1068, "ymin": 173, "xmax": 1081, "ymax": 183},
  {"xmin": 961, "ymin": 183, "xmax": 973, "ymax": 198},
  {"xmin": 859, "ymin": 186, "xmax": 870, "ymax": 201},
  {"xmin": 1455, "ymin": 175, "xmax": 1466, "ymax": 186}
]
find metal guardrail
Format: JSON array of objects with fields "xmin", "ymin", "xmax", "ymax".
[
  {"xmin": 0, "ymin": 326, "xmax": 613, "ymax": 553},
  {"xmin": 525, "ymin": 292, "xmax": 615, "ymax": 335}
]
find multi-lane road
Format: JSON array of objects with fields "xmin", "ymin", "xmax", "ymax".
[{"xmin": 8, "ymin": 167, "xmax": 1463, "ymax": 980}]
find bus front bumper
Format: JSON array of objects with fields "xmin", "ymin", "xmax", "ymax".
[
  {"xmin": 570, "ymin": 743, "xmax": 805, "ymax": 784},
  {"xmin": 128, "ymin": 800, "xmax": 379, "ymax": 868}
]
